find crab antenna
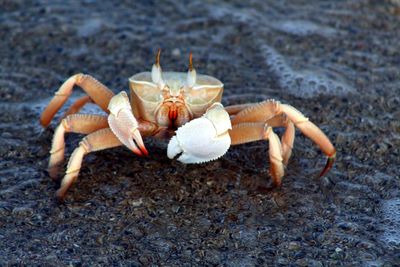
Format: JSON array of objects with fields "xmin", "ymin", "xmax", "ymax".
[
  {"xmin": 156, "ymin": 48, "xmax": 161, "ymax": 66},
  {"xmin": 188, "ymin": 51, "xmax": 193, "ymax": 71}
]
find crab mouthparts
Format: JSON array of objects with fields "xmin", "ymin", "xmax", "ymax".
[{"xmin": 168, "ymin": 109, "xmax": 178, "ymax": 121}]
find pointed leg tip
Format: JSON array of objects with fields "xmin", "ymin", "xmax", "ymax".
[
  {"xmin": 273, "ymin": 180, "xmax": 282, "ymax": 189},
  {"xmin": 40, "ymin": 117, "xmax": 49, "ymax": 128},
  {"xmin": 55, "ymin": 190, "xmax": 66, "ymax": 203},
  {"xmin": 48, "ymin": 165, "xmax": 61, "ymax": 181},
  {"xmin": 319, "ymin": 154, "xmax": 336, "ymax": 178}
]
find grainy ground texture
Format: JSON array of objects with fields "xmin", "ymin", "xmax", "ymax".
[{"xmin": 1, "ymin": 0, "xmax": 399, "ymax": 266}]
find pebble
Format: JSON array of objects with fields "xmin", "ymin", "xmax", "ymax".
[
  {"xmin": 172, "ymin": 48, "xmax": 181, "ymax": 57},
  {"xmin": 11, "ymin": 206, "xmax": 34, "ymax": 217},
  {"xmin": 288, "ymin": 241, "xmax": 301, "ymax": 250},
  {"xmin": 295, "ymin": 258, "xmax": 323, "ymax": 267},
  {"xmin": 205, "ymin": 250, "xmax": 221, "ymax": 265}
]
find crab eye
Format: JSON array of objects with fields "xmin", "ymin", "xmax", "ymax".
[
  {"xmin": 186, "ymin": 68, "xmax": 197, "ymax": 89},
  {"xmin": 186, "ymin": 52, "xmax": 197, "ymax": 89},
  {"xmin": 151, "ymin": 49, "xmax": 166, "ymax": 89},
  {"xmin": 151, "ymin": 64, "xmax": 161, "ymax": 83}
]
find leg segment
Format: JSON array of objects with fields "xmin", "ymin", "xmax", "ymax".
[
  {"xmin": 48, "ymin": 114, "xmax": 109, "ymax": 179},
  {"xmin": 229, "ymin": 123, "xmax": 284, "ymax": 186},
  {"xmin": 40, "ymin": 74, "xmax": 115, "ymax": 127},
  {"xmin": 281, "ymin": 119, "xmax": 295, "ymax": 165},
  {"xmin": 279, "ymin": 104, "xmax": 336, "ymax": 176},
  {"xmin": 227, "ymin": 101, "xmax": 296, "ymax": 165},
  {"xmin": 227, "ymin": 100, "xmax": 335, "ymax": 177},
  {"xmin": 225, "ymin": 103, "xmax": 254, "ymax": 116},
  {"xmin": 62, "ymin": 95, "xmax": 93, "ymax": 118},
  {"xmin": 264, "ymin": 115, "xmax": 295, "ymax": 165},
  {"xmin": 56, "ymin": 128, "xmax": 122, "ymax": 200},
  {"xmin": 230, "ymin": 100, "xmax": 280, "ymax": 125}
]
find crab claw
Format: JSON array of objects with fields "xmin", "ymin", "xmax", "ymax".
[
  {"xmin": 167, "ymin": 103, "xmax": 231, "ymax": 164},
  {"xmin": 108, "ymin": 92, "xmax": 148, "ymax": 156}
]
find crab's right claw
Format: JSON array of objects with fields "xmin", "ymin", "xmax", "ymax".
[
  {"xmin": 167, "ymin": 103, "xmax": 231, "ymax": 164},
  {"xmin": 108, "ymin": 92, "xmax": 148, "ymax": 156}
]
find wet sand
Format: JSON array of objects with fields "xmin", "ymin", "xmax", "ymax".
[{"xmin": 0, "ymin": 0, "xmax": 399, "ymax": 265}]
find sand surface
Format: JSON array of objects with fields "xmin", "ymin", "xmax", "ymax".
[{"xmin": 0, "ymin": 0, "xmax": 399, "ymax": 265}]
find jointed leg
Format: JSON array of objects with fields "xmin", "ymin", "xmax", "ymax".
[
  {"xmin": 227, "ymin": 101, "xmax": 296, "ymax": 166},
  {"xmin": 57, "ymin": 128, "xmax": 122, "ymax": 200},
  {"xmin": 40, "ymin": 74, "xmax": 115, "ymax": 127},
  {"xmin": 263, "ymin": 115, "xmax": 295, "ymax": 166},
  {"xmin": 279, "ymin": 104, "xmax": 336, "ymax": 176},
  {"xmin": 229, "ymin": 123, "xmax": 284, "ymax": 186},
  {"xmin": 280, "ymin": 119, "xmax": 295, "ymax": 165},
  {"xmin": 62, "ymin": 95, "xmax": 93, "ymax": 118},
  {"xmin": 230, "ymin": 100, "xmax": 280, "ymax": 125},
  {"xmin": 225, "ymin": 103, "xmax": 254, "ymax": 116},
  {"xmin": 227, "ymin": 100, "xmax": 335, "ymax": 177},
  {"xmin": 49, "ymin": 114, "xmax": 109, "ymax": 179}
]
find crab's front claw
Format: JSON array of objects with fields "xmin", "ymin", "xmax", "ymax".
[
  {"xmin": 168, "ymin": 103, "xmax": 231, "ymax": 164},
  {"xmin": 108, "ymin": 92, "xmax": 148, "ymax": 156}
]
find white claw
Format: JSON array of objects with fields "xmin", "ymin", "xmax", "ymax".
[
  {"xmin": 167, "ymin": 103, "xmax": 231, "ymax": 164},
  {"xmin": 108, "ymin": 92, "xmax": 148, "ymax": 155}
]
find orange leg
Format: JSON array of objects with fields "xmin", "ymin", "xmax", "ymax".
[
  {"xmin": 62, "ymin": 95, "xmax": 93, "ymax": 119},
  {"xmin": 55, "ymin": 119, "xmax": 160, "ymax": 201},
  {"xmin": 225, "ymin": 103, "xmax": 254, "ymax": 115},
  {"xmin": 281, "ymin": 119, "xmax": 295, "ymax": 165},
  {"xmin": 227, "ymin": 100, "xmax": 335, "ymax": 177},
  {"xmin": 48, "ymin": 114, "xmax": 109, "ymax": 179},
  {"xmin": 40, "ymin": 74, "xmax": 115, "ymax": 127},
  {"xmin": 279, "ymin": 104, "xmax": 336, "ymax": 176},
  {"xmin": 229, "ymin": 123, "xmax": 284, "ymax": 187},
  {"xmin": 56, "ymin": 128, "xmax": 122, "ymax": 201},
  {"xmin": 227, "ymin": 101, "xmax": 296, "ymax": 165}
]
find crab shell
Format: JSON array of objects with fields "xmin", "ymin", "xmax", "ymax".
[{"xmin": 129, "ymin": 72, "xmax": 224, "ymax": 122}]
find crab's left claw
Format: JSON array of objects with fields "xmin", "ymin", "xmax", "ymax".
[
  {"xmin": 108, "ymin": 92, "xmax": 148, "ymax": 156},
  {"xmin": 168, "ymin": 103, "xmax": 231, "ymax": 164}
]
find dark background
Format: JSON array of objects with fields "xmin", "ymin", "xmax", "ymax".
[{"xmin": 0, "ymin": 0, "xmax": 399, "ymax": 265}]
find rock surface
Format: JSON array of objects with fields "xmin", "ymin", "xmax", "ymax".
[{"xmin": 0, "ymin": 0, "xmax": 399, "ymax": 265}]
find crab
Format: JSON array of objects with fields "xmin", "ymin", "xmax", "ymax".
[{"xmin": 40, "ymin": 50, "xmax": 336, "ymax": 201}]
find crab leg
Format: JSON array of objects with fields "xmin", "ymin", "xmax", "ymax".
[
  {"xmin": 228, "ymin": 100, "xmax": 335, "ymax": 176},
  {"xmin": 48, "ymin": 114, "xmax": 109, "ymax": 179},
  {"xmin": 229, "ymin": 123, "xmax": 284, "ymax": 186},
  {"xmin": 62, "ymin": 95, "xmax": 93, "ymax": 118},
  {"xmin": 227, "ymin": 101, "xmax": 296, "ymax": 165},
  {"xmin": 281, "ymin": 119, "xmax": 295, "ymax": 165},
  {"xmin": 40, "ymin": 74, "xmax": 114, "ymax": 127},
  {"xmin": 56, "ymin": 118, "xmax": 159, "ymax": 200},
  {"xmin": 279, "ymin": 104, "xmax": 336, "ymax": 177},
  {"xmin": 225, "ymin": 103, "xmax": 254, "ymax": 115},
  {"xmin": 56, "ymin": 128, "xmax": 122, "ymax": 200},
  {"xmin": 230, "ymin": 100, "xmax": 281, "ymax": 125}
]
